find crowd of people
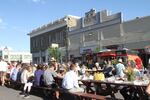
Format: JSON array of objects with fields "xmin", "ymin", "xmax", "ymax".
[{"xmin": 0, "ymin": 56, "xmax": 150, "ymax": 99}]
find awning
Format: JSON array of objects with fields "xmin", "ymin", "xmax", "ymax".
[{"xmin": 97, "ymin": 52, "xmax": 116, "ymax": 57}]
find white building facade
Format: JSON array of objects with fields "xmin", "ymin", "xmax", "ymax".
[{"xmin": 0, "ymin": 48, "xmax": 32, "ymax": 63}]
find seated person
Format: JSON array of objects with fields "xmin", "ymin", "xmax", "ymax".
[
  {"xmin": 43, "ymin": 62, "xmax": 62, "ymax": 99},
  {"xmin": 62, "ymin": 63, "xmax": 84, "ymax": 92},
  {"xmin": 43, "ymin": 63, "xmax": 62, "ymax": 88},
  {"xmin": 79, "ymin": 63, "xmax": 87, "ymax": 75},
  {"xmin": 95, "ymin": 62, "xmax": 101, "ymax": 70},
  {"xmin": 120, "ymin": 60, "xmax": 140, "ymax": 100},
  {"xmin": 82, "ymin": 71, "xmax": 93, "ymax": 80},
  {"xmin": 57, "ymin": 67, "xmax": 66, "ymax": 77},
  {"xmin": 10, "ymin": 63, "xmax": 21, "ymax": 81},
  {"xmin": 103, "ymin": 60, "xmax": 113, "ymax": 77},
  {"xmin": 34, "ymin": 64, "xmax": 44, "ymax": 87},
  {"xmin": 20, "ymin": 65, "xmax": 34, "ymax": 98},
  {"xmin": 114, "ymin": 59, "xmax": 125, "ymax": 78}
]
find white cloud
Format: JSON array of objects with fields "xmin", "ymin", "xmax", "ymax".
[
  {"xmin": 31, "ymin": 0, "xmax": 46, "ymax": 3},
  {"xmin": 32, "ymin": 0, "xmax": 40, "ymax": 2},
  {"xmin": 0, "ymin": 18, "xmax": 7, "ymax": 29}
]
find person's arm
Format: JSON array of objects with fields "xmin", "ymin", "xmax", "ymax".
[
  {"xmin": 122, "ymin": 65, "xmax": 126, "ymax": 73},
  {"xmin": 146, "ymin": 82, "xmax": 150, "ymax": 95},
  {"xmin": 56, "ymin": 73, "xmax": 64, "ymax": 78},
  {"xmin": 52, "ymin": 71, "xmax": 63, "ymax": 78},
  {"xmin": 73, "ymin": 73, "xmax": 79, "ymax": 88}
]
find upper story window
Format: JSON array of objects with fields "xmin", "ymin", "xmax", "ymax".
[
  {"xmin": 49, "ymin": 35, "xmax": 52, "ymax": 43},
  {"xmin": 40, "ymin": 37, "xmax": 44, "ymax": 46},
  {"xmin": 51, "ymin": 33, "xmax": 56, "ymax": 42},
  {"xmin": 31, "ymin": 39, "xmax": 36, "ymax": 48},
  {"xmin": 35, "ymin": 39, "xmax": 38, "ymax": 47},
  {"xmin": 84, "ymin": 32, "xmax": 98, "ymax": 42}
]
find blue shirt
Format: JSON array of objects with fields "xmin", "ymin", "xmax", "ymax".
[
  {"xmin": 34, "ymin": 69, "xmax": 44, "ymax": 86},
  {"xmin": 11, "ymin": 68, "xmax": 19, "ymax": 81},
  {"xmin": 115, "ymin": 63, "xmax": 125, "ymax": 77}
]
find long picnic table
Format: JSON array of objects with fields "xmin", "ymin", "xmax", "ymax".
[
  {"xmin": 80, "ymin": 79, "xmax": 149, "ymax": 99},
  {"xmin": 54, "ymin": 77, "xmax": 113, "ymax": 100}
]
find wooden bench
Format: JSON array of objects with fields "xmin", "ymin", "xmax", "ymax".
[
  {"xmin": 56, "ymin": 87, "xmax": 111, "ymax": 100},
  {"xmin": 8, "ymin": 80, "xmax": 24, "ymax": 90},
  {"xmin": 32, "ymin": 86, "xmax": 110, "ymax": 100},
  {"xmin": 33, "ymin": 86, "xmax": 112, "ymax": 100},
  {"xmin": 72, "ymin": 92, "xmax": 110, "ymax": 100},
  {"xmin": 8, "ymin": 79, "xmax": 112, "ymax": 100}
]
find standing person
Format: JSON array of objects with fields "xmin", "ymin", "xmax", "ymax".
[
  {"xmin": 0, "ymin": 57, "xmax": 8, "ymax": 86},
  {"xmin": 62, "ymin": 63, "xmax": 84, "ymax": 92}
]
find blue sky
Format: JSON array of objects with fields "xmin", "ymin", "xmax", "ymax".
[{"xmin": 0, "ymin": 0, "xmax": 150, "ymax": 51}]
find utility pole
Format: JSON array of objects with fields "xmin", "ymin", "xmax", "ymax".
[{"xmin": 65, "ymin": 27, "xmax": 69, "ymax": 62}]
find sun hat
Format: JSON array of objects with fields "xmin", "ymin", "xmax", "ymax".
[
  {"xmin": 50, "ymin": 57, "xmax": 56, "ymax": 62},
  {"xmin": 95, "ymin": 62, "xmax": 99, "ymax": 66},
  {"xmin": 118, "ymin": 59, "xmax": 122, "ymax": 63}
]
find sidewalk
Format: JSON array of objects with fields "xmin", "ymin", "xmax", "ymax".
[{"xmin": 0, "ymin": 86, "xmax": 43, "ymax": 100}]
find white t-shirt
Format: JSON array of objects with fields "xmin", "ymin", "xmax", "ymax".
[
  {"xmin": 21, "ymin": 69, "xmax": 30, "ymax": 84},
  {"xmin": 0, "ymin": 61, "xmax": 8, "ymax": 72},
  {"xmin": 62, "ymin": 70, "xmax": 79, "ymax": 89}
]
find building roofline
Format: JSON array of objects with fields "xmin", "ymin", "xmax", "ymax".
[
  {"xmin": 66, "ymin": 15, "xmax": 81, "ymax": 19},
  {"xmin": 28, "ymin": 17, "xmax": 66, "ymax": 35},
  {"xmin": 27, "ymin": 15, "xmax": 80, "ymax": 36},
  {"xmin": 123, "ymin": 15, "xmax": 150, "ymax": 23}
]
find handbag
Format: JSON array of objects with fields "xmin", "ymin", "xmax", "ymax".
[{"xmin": 93, "ymin": 72, "xmax": 105, "ymax": 81}]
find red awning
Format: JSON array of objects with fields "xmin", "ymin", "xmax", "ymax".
[{"xmin": 97, "ymin": 52, "xmax": 116, "ymax": 57}]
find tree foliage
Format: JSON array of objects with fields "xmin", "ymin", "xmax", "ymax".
[{"xmin": 48, "ymin": 47, "xmax": 61, "ymax": 62}]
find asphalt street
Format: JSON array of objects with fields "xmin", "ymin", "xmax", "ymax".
[
  {"xmin": 0, "ymin": 86, "xmax": 124, "ymax": 100},
  {"xmin": 0, "ymin": 86, "xmax": 43, "ymax": 100}
]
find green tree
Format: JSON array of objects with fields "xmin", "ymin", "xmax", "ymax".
[
  {"xmin": 94, "ymin": 47, "xmax": 100, "ymax": 53},
  {"xmin": 48, "ymin": 47, "xmax": 61, "ymax": 62}
]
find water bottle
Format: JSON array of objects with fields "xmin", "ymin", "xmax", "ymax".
[{"xmin": 140, "ymin": 68, "xmax": 144, "ymax": 80}]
